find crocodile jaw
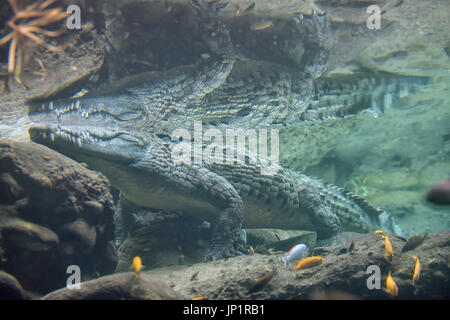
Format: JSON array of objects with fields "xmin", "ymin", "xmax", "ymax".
[{"xmin": 28, "ymin": 125, "xmax": 146, "ymax": 165}]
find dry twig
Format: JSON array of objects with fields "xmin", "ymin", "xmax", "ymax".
[{"xmin": 0, "ymin": 0, "xmax": 69, "ymax": 90}]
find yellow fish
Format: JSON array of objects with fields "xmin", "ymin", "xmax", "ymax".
[
  {"xmin": 412, "ymin": 256, "xmax": 420, "ymax": 285},
  {"xmin": 249, "ymin": 246, "xmax": 255, "ymax": 255},
  {"xmin": 132, "ymin": 256, "xmax": 142, "ymax": 279},
  {"xmin": 250, "ymin": 20, "xmax": 273, "ymax": 31},
  {"xmin": 192, "ymin": 296, "xmax": 205, "ymax": 300},
  {"xmin": 249, "ymin": 269, "xmax": 275, "ymax": 293},
  {"xmin": 384, "ymin": 271, "xmax": 398, "ymax": 296},
  {"xmin": 374, "ymin": 230, "xmax": 385, "ymax": 235},
  {"xmin": 295, "ymin": 256, "xmax": 324, "ymax": 272},
  {"xmin": 70, "ymin": 88, "xmax": 89, "ymax": 99},
  {"xmin": 385, "ymin": 233, "xmax": 394, "ymax": 262}
]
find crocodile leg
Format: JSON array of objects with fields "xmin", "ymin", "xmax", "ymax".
[
  {"xmin": 189, "ymin": 165, "xmax": 246, "ymax": 260},
  {"xmin": 131, "ymin": 140, "xmax": 246, "ymax": 260},
  {"xmin": 300, "ymin": 186, "xmax": 345, "ymax": 246}
]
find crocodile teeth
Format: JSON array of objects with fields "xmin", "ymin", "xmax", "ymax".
[{"xmin": 80, "ymin": 111, "xmax": 90, "ymax": 118}]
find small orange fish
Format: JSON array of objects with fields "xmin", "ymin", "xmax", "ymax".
[
  {"xmin": 295, "ymin": 256, "xmax": 324, "ymax": 272},
  {"xmin": 249, "ymin": 269, "xmax": 275, "ymax": 293},
  {"xmin": 251, "ymin": 20, "xmax": 273, "ymax": 31},
  {"xmin": 412, "ymin": 256, "xmax": 420, "ymax": 285},
  {"xmin": 384, "ymin": 271, "xmax": 398, "ymax": 296},
  {"xmin": 132, "ymin": 256, "xmax": 142, "ymax": 279},
  {"xmin": 385, "ymin": 233, "xmax": 394, "ymax": 262},
  {"xmin": 374, "ymin": 230, "xmax": 385, "ymax": 235},
  {"xmin": 192, "ymin": 296, "xmax": 205, "ymax": 300}
]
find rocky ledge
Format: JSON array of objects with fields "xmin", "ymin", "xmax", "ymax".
[
  {"xmin": 149, "ymin": 231, "xmax": 449, "ymax": 300},
  {"xmin": 0, "ymin": 139, "xmax": 117, "ymax": 294},
  {"xmin": 39, "ymin": 231, "xmax": 449, "ymax": 300}
]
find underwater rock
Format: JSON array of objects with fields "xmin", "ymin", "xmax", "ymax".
[
  {"xmin": 151, "ymin": 231, "xmax": 450, "ymax": 299},
  {"xmin": 0, "ymin": 271, "xmax": 25, "ymax": 300},
  {"xmin": 245, "ymin": 229, "xmax": 317, "ymax": 251},
  {"xmin": 1, "ymin": 219, "xmax": 59, "ymax": 252},
  {"xmin": 41, "ymin": 272, "xmax": 184, "ymax": 300},
  {"xmin": 427, "ymin": 180, "xmax": 450, "ymax": 205},
  {"xmin": 115, "ymin": 204, "xmax": 210, "ymax": 272},
  {"xmin": 59, "ymin": 218, "xmax": 97, "ymax": 251},
  {"xmin": 401, "ymin": 233, "xmax": 426, "ymax": 252},
  {"xmin": 0, "ymin": 139, "xmax": 117, "ymax": 294}
]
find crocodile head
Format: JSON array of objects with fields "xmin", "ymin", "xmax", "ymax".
[{"xmin": 28, "ymin": 93, "xmax": 149, "ymax": 165}]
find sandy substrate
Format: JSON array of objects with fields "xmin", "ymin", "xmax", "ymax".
[{"xmin": 26, "ymin": 231, "xmax": 449, "ymax": 300}]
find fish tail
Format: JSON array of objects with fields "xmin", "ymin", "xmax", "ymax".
[{"xmin": 282, "ymin": 256, "xmax": 288, "ymax": 268}]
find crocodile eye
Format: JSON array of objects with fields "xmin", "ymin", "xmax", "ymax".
[{"xmin": 116, "ymin": 111, "xmax": 142, "ymax": 121}]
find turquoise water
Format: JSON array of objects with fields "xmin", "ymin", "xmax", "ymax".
[{"xmin": 0, "ymin": 0, "xmax": 448, "ymax": 300}]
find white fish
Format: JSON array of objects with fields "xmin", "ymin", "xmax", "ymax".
[
  {"xmin": 282, "ymin": 244, "xmax": 308, "ymax": 268},
  {"xmin": 70, "ymin": 88, "xmax": 89, "ymax": 99}
]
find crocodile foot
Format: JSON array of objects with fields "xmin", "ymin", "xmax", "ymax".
[
  {"xmin": 204, "ymin": 229, "xmax": 247, "ymax": 260},
  {"xmin": 204, "ymin": 241, "xmax": 236, "ymax": 261}
]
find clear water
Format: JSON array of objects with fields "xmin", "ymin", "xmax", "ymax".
[{"xmin": 0, "ymin": 0, "xmax": 448, "ymax": 300}]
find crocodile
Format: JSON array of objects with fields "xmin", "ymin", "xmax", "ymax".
[
  {"xmin": 25, "ymin": 1, "xmax": 423, "ymax": 259},
  {"xmin": 28, "ymin": 125, "xmax": 403, "ymax": 259}
]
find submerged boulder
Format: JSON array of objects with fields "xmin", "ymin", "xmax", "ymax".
[
  {"xmin": 150, "ymin": 231, "xmax": 450, "ymax": 299},
  {"xmin": 41, "ymin": 272, "xmax": 184, "ymax": 300},
  {"xmin": 115, "ymin": 203, "xmax": 210, "ymax": 272},
  {"xmin": 0, "ymin": 139, "xmax": 117, "ymax": 294},
  {"xmin": 0, "ymin": 271, "xmax": 25, "ymax": 300}
]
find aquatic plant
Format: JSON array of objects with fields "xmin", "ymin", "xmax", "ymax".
[{"xmin": 0, "ymin": 0, "xmax": 69, "ymax": 90}]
